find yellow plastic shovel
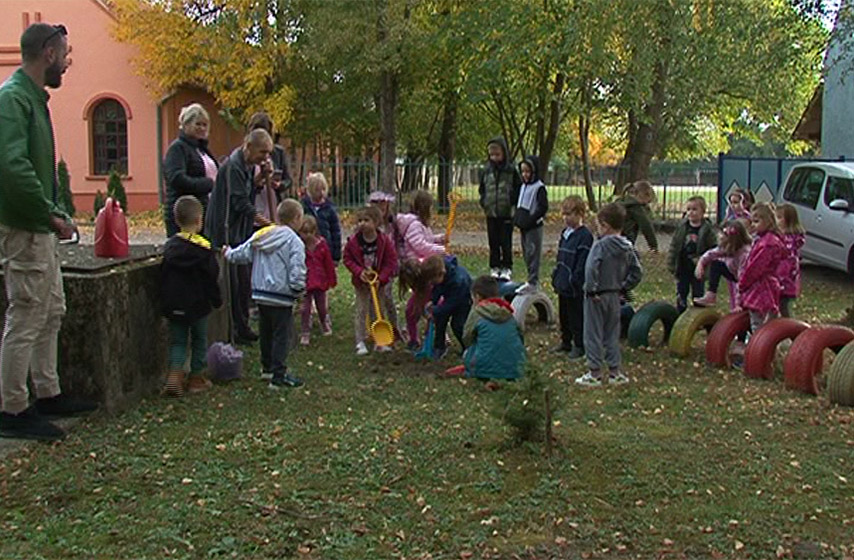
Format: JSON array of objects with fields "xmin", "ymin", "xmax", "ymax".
[{"xmin": 365, "ymin": 270, "xmax": 394, "ymax": 347}]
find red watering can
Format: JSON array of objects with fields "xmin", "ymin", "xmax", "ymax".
[{"xmin": 94, "ymin": 197, "xmax": 129, "ymax": 258}]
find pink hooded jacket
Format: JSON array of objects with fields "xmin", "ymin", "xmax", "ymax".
[
  {"xmin": 777, "ymin": 232, "xmax": 805, "ymax": 298},
  {"xmin": 394, "ymin": 212, "xmax": 444, "ymax": 262},
  {"xmin": 698, "ymin": 243, "xmax": 751, "ymax": 311},
  {"xmin": 738, "ymin": 231, "xmax": 785, "ymax": 314}
]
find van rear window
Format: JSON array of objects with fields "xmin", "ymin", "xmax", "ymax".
[{"xmin": 783, "ymin": 168, "xmax": 824, "ymax": 209}]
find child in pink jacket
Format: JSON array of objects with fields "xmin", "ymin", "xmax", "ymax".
[
  {"xmin": 693, "ymin": 220, "xmax": 752, "ymax": 309},
  {"xmin": 393, "ymin": 190, "xmax": 445, "ymax": 350},
  {"xmin": 737, "ymin": 203, "xmax": 785, "ymax": 333},
  {"xmin": 775, "ymin": 203, "xmax": 805, "ymax": 318},
  {"xmin": 299, "ymin": 216, "xmax": 337, "ymax": 345}
]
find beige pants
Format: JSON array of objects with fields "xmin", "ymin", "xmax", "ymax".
[{"xmin": 0, "ymin": 226, "xmax": 66, "ymax": 414}]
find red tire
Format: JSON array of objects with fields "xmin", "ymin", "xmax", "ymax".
[
  {"xmin": 743, "ymin": 318, "xmax": 810, "ymax": 380},
  {"xmin": 783, "ymin": 326, "xmax": 854, "ymax": 395},
  {"xmin": 705, "ymin": 311, "xmax": 750, "ymax": 367}
]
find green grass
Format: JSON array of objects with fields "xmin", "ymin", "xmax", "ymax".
[{"xmin": 1, "ymin": 251, "xmax": 853, "ymax": 559}]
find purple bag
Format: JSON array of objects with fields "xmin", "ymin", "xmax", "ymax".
[{"xmin": 206, "ymin": 342, "xmax": 244, "ymax": 381}]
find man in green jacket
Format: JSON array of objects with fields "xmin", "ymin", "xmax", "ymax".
[{"xmin": 0, "ymin": 23, "xmax": 95, "ymax": 441}]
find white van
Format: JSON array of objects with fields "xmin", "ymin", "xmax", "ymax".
[{"xmin": 777, "ymin": 162, "xmax": 854, "ymax": 277}]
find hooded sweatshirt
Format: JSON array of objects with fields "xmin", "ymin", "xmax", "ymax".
[
  {"xmin": 224, "ymin": 225, "xmax": 306, "ymax": 307},
  {"xmin": 584, "ymin": 234, "xmax": 643, "ymax": 296},
  {"xmin": 394, "ymin": 212, "xmax": 444, "ymax": 261},
  {"xmin": 513, "ymin": 155, "xmax": 549, "ymax": 231},
  {"xmin": 462, "ymin": 298, "xmax": 526, "ymax": 380},
  {"xmin": 160, "ymin": 233, "xmax": 223, "ymax": 323},
  {"xmin": 431, "ymin": 255, "xmax": 473, "ymax": 317},
  {"xmin": 479, "ymin": 136, "xmax": 522, "ymax": 218}
]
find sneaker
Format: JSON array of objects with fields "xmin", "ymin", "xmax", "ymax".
[
  {"xmin": 608, "ymin": 370, "xmax": 630, "ymax": 385},
  {"xmin": 375, "ymin": 345, "xmax": 392, "ymax": 353},
  {"xmin": 693, "ymin": 292, "xmax": 717, "ymax": 307},
  {"xmin": 575, "ymin": 371, "xmax": 603, "ymax": 387},
  {"xmin": 300, "ymin": 334, "xmax": 311, "ymax": 346},
  {"xmin": 186, "ymin": 375, "xmax": 213, "ymax": 394},
  {"xmin": 321, "ymin": 320, "xmax": 333, "ymax": 336},
  {"xmin": 356, "ymin": 342, "xmax": 369, "ymax": 356},
  {"xmin": 441, "ymin": 365, "xmax": 466, "ymax": 378},
  {"xmin": 567, "ymin": 347, "xmax": 585, "ymax": 360},
  {"xmin": 34, "ymin": 394, "xmax": 98, "ymax": 417},
  {"xmin": 268, "ymin": 374, "xmax": 304, "ymax": 389},
  {"xmin": 0, "ymin": 407, "xmax": 65, "ymax": 441},
  {"xmin": 499, "ymin": 268, "xmax": 512, "ymax": 281},
  {"xmin": 515, "ymin": 282, "xmax": 537, "ymax": 295},
  {"xmin": 407, "ymin": 340, "xmax": 420, "ymax": 352},
  {"xmin": 260, "ymin": 370, "xmax": 274, "ymax": 381},
  {"xmin": 432, "ymin": 347, "xmax": 448, "ymax": 361},
  {"xmin": 490, "ymin": 268, "xmax": 501, "ymax": 278}
]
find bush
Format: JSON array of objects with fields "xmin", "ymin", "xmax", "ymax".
[
  {"xmin": 93, "ymin": 190, "xmax": 105, "ymax": 216},
  {"xmin": 57, "ymin": 158, "xmax": 75, "ymax": 217},
  {"xmin": 494, "ymin": 366, "xmax": 560, "ymax": 446},
  {"xmin": 106, "ymin": 168, "xmax": 128, "ymax": 213}
]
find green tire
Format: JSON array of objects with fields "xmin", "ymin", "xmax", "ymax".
[
  {"xmin": 829, "ymin": 340, "xmax": 854, "ymax": 406},
  {"xmin": 627, "ymin": 301, "xmax": 680, "ymax": 348}
]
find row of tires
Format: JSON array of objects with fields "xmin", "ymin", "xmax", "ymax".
[{"xmin": 625, "ymin": 301, "xmax": 854, "ymax": 406}]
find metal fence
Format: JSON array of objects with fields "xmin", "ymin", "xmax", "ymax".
[{"xmin": 293, "ymin": 160, "xmax": 719, "ymax": 222}]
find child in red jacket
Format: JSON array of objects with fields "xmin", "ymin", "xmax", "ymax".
[
  {"xmin": 298, "ymin": 216, "xmax": 337, "ymax": 345},
  {"xmin": 344, "ymin": 205, "xmax": 398, "ymax": 355}
]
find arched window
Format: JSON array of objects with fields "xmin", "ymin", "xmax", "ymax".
[{"xmin": 91, "ymin": 99, "xmax": 128, "ymax": 175}]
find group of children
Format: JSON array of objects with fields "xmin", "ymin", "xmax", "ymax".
[{"xmin": 159, "ymin": 138, "xmax": 806, "ymax": 395}]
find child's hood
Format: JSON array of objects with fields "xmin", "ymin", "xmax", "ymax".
[
  {"xmin": 394, "ymin": 212, "xmax": 420, "ymax": 233},
  {"xmin": 164, "ymin": 234, "xmax": 213, "ymax": 269},
  {"xmin": 474, "ymin": 297, "xmax": 515, "ymax": 323},
  {"xmin": 252, "ymin": 225, "xmax": 300, "ymax": 253},
  {"xmin": 520, "ymin": 155, "xmax": 542, "ymax": 184},
  {"xmin": 596, "ymin": 234, "xmax": 635, "ymax": 258},
  {"xmin": 486, "ymin": 136, "xmax": 511, "ymax": 167},
  {"xmin": 442, "ymin": 255, "xmax": 461, "ymax": 283}
]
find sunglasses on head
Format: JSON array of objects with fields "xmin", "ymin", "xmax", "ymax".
[{"xmin": 41, "ymin": 24, "xmax": 67, "ymax": 49}]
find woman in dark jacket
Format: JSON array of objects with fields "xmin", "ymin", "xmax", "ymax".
[{"xmin": 162, "ymin": 103, "xmax": 218, "ymax": 236}]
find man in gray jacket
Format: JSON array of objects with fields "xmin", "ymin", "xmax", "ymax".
[{"xmin": 577, "ymin": 203, "xmax": 642, "ymax": 387}]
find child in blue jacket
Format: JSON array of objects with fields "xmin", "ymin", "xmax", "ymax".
[
  {"xmin": 551, "ymin": 196, "xmax": 593, "ymax": 360},
  {"xmin": 301, "ymin": 172, "xmax": 342, "ymax": 264},
  {"xmin": 423, "ymin": 254, "xmax": 472, "ymax": 360},
  {"xmin": 461, "ymin": 276, "xmax": 526, "ymax": 380}
]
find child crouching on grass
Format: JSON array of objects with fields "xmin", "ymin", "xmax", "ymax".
[
  {"xmin": 576, "ymin": 203, "xmax": 643, "ymax": 387},
  {"xmin": 161, "ymin": 196, "xmax": 223, "ymax": 397},
  {"xmin": 442, "ymin": 276, "xmax": 525, "ymax": 381},
  {"xmin": 224, "ymin": 199, "xmax": 306, "ymax": 389},
  {"xmin": 343, "ymin": 205, "xmax": 398, "ymax": 356}
]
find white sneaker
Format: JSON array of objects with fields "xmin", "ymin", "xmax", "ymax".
[
  {"xmin": 499, "ymin": 268, "xmax": 512, "ymax": 281},
  {"xmin": 355, "ymin": 342, "xmax": 369, "ymax": 356},
  {"xmin": 375, "ymin": 345, "xmax": 392, "ymax": 353},
  {"xmin": 260, "ymin": 370, "xmax": 273, "ymax": 381},
  {"xmin": 515, "ymin": 282, "xmax": 537, "ymax": 295},
  {"xmin": 575, "ymin": 371, "xmax": 602, "ymax": 387},
  {"xmin": 609, "ymin": 371, "xmax": 629, "ymax": 385},
  {"xmin": 300, "ymin": 334, "xmax": 310, "ymax": 346},
  {"xmin": 490, "ymin": 268, "xmax": 501, "ymax": 278}
]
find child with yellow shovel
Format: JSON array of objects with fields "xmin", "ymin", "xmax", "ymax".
[{"xmin": 343, "ymin": 206, "xmax": 399, "ymax": 355}]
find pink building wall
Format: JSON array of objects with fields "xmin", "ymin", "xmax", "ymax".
[{"xmin": 0, "ymin": 0, "xmax": 161, "ymax": 212}]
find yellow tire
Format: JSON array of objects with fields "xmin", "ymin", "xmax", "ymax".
[
  {"xmin": 827, "ymin": 339, "xmax": 854, "ymax": 406},
  {"xmin": 668, "ymin": 307, "xmax": 721, "ymax": 358}
]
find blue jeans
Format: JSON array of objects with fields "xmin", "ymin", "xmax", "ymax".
[
  {"xmin": 169, "ymin": 317, "xmax": 209, "ymax": 374},
  {"xmin": 433, "ymin": 301, "xmax": 472, "ymax": 351}
]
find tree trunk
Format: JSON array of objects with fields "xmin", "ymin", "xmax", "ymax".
[
  {"xmin": 437, "ymin": 92, "xmax": 457, "ymax": 211},
  {"xmin": 579, "ymin": 113, "xmax": 597, "ymax": 212},
  {"xmin": 378, "ymin": 69, "xmax": 398, "ymax": 193},
  {"xmin": 538, "ymin": 72, "xmax": 565, "ymax": 177}
]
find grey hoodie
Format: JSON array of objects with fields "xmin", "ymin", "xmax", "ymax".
[
  {"xmin": 225, "ymin": 225, "xmax": 306, "ymax": 307},
  {"xmin": 583, "ymin": 234, "xmax": 643, "ymax": 295}
]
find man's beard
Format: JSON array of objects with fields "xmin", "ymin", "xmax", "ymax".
[{"xmin": 44, "ymin": 61, "xmax": 63, "ymax": 89}]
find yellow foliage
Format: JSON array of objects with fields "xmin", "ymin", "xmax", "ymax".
[{"xmin": 111, "ymin": 0, "xmax": 294, "ymax": 128}]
